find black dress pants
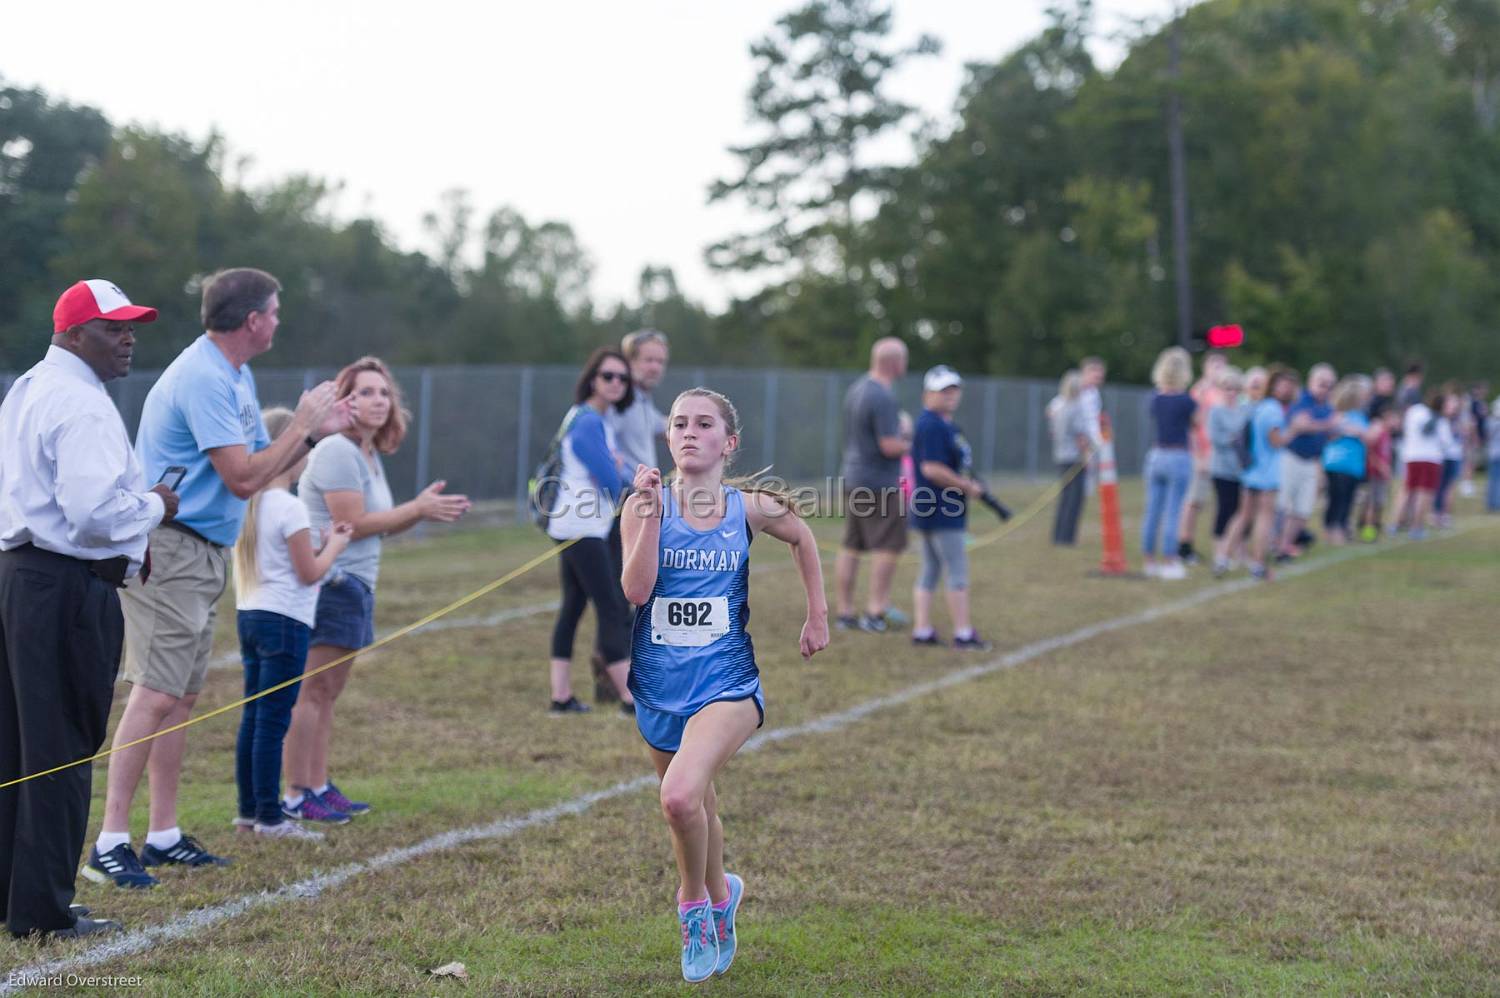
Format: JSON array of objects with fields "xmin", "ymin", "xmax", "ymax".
[{"xmin": 0, "ymin": 545, "xmax": 123, "ymax": 936}]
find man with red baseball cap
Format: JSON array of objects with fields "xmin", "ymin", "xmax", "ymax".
[{"xmin": 0, "ymin": 279, "xmax": 180, "ymax": 939}]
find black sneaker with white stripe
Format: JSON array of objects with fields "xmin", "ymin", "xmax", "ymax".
[
  {"xmin": 82, "ymin": 844, "xmax": 158, "ymax": 889},
  {"xmin": 141, "ymin": 834, "xmax": 231, "ymax": 868}
]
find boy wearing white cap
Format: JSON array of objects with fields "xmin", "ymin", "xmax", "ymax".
[{"xmin": 907, "ymin": 366, "xmax": 991, "ymax": 651}]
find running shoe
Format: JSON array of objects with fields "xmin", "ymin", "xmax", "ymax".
[
  {"xmin": 911, "ymin": 632, "xmax": 944, "ymax": 647},
  {"xmin": 549, "ymin": 696, "xmax": 592, "ymax": 715},
  {"xmin": 952, "ymin": 633, "xmax": 993, "ymax": 652},
  {"xmin": 678, "ymin": 897, "xmax": 719, "ymax": 983},
  {"xmin": 283, "ymin": 793, "xmax": 351, "ymax": 824},
  {"xmin": 881, "ymin": 606, "xmax": 910, "ymax": 629},
  {"xmin": 254, "ymin": 820, "xmax": 325, "ymax": 841},
  {"xmin": 834, "ymin": 615, "xmax": 859, "ymax": 631},
  {"xmin": 714, "ymin": 873, "xmax": 744, "ymax": 975},
  {"xmin": 1249, "ymin": 563, "xmax": 1270, "ymax": 582},
  {"xmin": 81, "ymin": 844, "xmax": 158, "ymax": 889},
  {"xmin": 856, "ymin": 613, "xmax": 889, "ymax": 634},
  {"xmin": 1211, "ymin": 558, "xmax": 1230, "ymax": 578},
  {"xmin": 141, "ymin": 834, "xmax": 231, "ymax": 868},
  {"xmin": 320, "ymin": 782, "xmax": 371, "ymax": 816},
  {"xmin": 1159, "ymin": 561, "xmax": 1188, "ymax": 581}
]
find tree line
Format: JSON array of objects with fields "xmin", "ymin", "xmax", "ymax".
[{"xmin": 5, "ymin": 0, "xmax": 1500, "ymax": 382}]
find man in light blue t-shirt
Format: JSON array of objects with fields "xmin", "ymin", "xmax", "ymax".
[{"xmin": 89, "ymin": 269, "xmax": 351, "ymax": 886}]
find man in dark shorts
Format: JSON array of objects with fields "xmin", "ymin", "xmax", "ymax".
[{"xmin": 835, "ymin": 337, "xmax": 910, "ymax": 633}]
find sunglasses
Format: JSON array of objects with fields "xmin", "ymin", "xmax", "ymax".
[{"xmin": 597, "ymin": 371, "xmax": 629, "ymax": 384}]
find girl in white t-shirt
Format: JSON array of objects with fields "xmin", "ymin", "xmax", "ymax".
[{"xmin": 231, "ymin": 408, "xmax": 353, "ymax": 839}]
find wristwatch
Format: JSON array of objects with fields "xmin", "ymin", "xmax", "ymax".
[{"xmin": 304, "ymin": 434, "xmax": 319, "ymax": 451}]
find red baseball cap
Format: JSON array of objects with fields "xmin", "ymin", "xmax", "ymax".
[{"xmin": 53, "ymin": 279, "xmax": 159, "ymax": 333}]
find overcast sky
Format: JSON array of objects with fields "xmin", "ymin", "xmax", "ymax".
[{"xmin": 2, "ymin": 0, "xmax": 1175, "ymax": 310}]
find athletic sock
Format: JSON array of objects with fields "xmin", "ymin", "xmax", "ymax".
[
  {"xmin": 955, "ymin": 628, "xmax": 975, "ymax": 641},
  {"xmin": 679, "ymin": 897, "xmax": 710, "ymax": 915},
  {"xmin": 912, "ymin": 628, "xmax": 936, "ymax": 640},
  {"xmin": 312, "ymin": 783, "xmax": 330, "ymax": 795},
  {"xmin": 95, "ymin": 831, "xmax": 130, "ymax": 854},
  {"xmin": 284, "ymin": 792, "xmax": 305, "ymax": 809},
  {"xmin": 146, "ymin": 827, "xmax": 182, "ymax": 850}
]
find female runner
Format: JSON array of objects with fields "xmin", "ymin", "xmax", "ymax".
[{"xmin": 620, "ymin": 387, "xmax": 829, "ymax": 982}]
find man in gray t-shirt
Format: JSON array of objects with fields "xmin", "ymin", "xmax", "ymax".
[
  {"xmin": 836, "ymin": 337, "xmax": 910, "ymax": 634},
  {"xmin": 608, "ymin": 329, "xmax": 669, "ymax": 473}
]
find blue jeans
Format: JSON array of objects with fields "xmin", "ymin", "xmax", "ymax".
[
  {"xmin": 1435, "ymin": 458, "xmax": 1461, "ymax": 514},
  {"xmin": 1141, "ymin": 447, "xmax": 1193, "ymax": 558},
  {"xmin": 235, "ymin": 611, "xmax": 310, "ymax": 825}
]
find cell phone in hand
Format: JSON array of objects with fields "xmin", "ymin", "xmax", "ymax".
[{"xmin": 156, "ymin": 466, "xmax": 187, "ymax": 491}]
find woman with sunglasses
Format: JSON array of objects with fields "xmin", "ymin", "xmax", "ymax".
[{"xmin": 542, "ymin": 347, "xmax": 637, "ymax": 714}]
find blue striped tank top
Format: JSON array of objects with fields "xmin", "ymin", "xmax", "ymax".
[{"xmin": 628, "ymin": 486, "xmax": 758, "ymax": 714}]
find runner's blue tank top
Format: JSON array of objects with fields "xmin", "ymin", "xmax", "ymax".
[{"xmin": 629, "ymin": 486, "xmax": 758, "ymax": 714}]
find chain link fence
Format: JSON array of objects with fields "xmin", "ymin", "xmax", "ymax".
[{"xmin": 0, "ymin": 364, "xmax": 1154, "ymax": 516}]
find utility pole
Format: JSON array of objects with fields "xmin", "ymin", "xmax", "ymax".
[{"xmin": 1167, "ymin": 4, "xmax": 1193, "ymax": 348}]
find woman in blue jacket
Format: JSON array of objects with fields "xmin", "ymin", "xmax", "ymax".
[{"xmin": 543, "ymin": 348, "xmax": 637, "ymax": 714}]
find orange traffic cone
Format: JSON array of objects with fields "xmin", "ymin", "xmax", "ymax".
[{"xmin": 1096, "ymin": 416, "xmax": 1129, "ymax": 576}]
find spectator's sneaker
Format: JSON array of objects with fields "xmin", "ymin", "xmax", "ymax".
[
  {"xmin": 1460, "ymin": 479, "xmax": 1476, "ymax": 498},
  {"xmin": 714, "ymin": 873, "xmax": 744, "ymax": 975},
  {"xmin": 911, "ymin": 631, "xmax": 944, "ymax": 647},
  {"xmin": 834, "ymin": 615, "xmax": 859, "ymax": 631},
  {"xmin": 82, "ymin": 844, "xmax": 158, "ymax": 889},
  {"xmin": 678, "ymin": 897, "xmax": 719, "ymax": 983},
  {"xmin": 1249, "ymin": 564, "xmax": 1270, "ymax": 582},
  {"xmin": 320, "ymin": 782, "xmax": 371, "ymax": 816},
  {"xmin": 953, "ymin": 633, "xmax": 993, "ymax": 652},
  {"xmin": 856, "ymin": 613, "xmax": 889, "ymax": 634},
  {"xmin": 39, "ymin": 916, "xmax": 122, "ymax": 940},
  {"xmin": 1159, "ymin": 561, "xmax": 1188, "ymax": 581},
  {"xmin": 549, "ymin": 696, "xmax": 592, "ymax": 715},
  {"xmin": 1408, "ymin": 528, "xmax": 1427, "ymax": 541},
  {"xmin": 254, "ymin": 820, "xmax": 325, "ymax": 841},
  {"xmin": 141, "ymin": 834, "xmax": 231, "ymax": 868},
  {"xmin": 881, "ymin": 606, "xmax": 910, "ymax": 629},
  {"xmin": 1142, "ymin": 562, "xmax": 1161, "ymax": 579},
  {"xmin": 1211, "ymin": 557, "xmax": 1230, "ymax": 578},
  {"xmin": 282, "ymin": 794, "xmax": 351, "ymax": 825}
]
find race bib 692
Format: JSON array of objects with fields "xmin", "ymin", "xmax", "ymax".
[{"xmin": 650, "ymin": 597, "xmax": 730, "ymax": 647}]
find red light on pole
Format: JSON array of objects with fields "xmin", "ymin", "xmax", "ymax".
[{"xmin": 1206, "ymin": 324, "xmax": 1244, "ymax": 349}]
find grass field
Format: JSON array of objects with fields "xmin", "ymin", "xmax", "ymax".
[{"xmin": 3, "ymin": 480, "xmax": 1498, "ymax": 995}]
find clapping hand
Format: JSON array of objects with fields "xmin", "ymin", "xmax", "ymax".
[{"xmin": 416, "ymin": 480, "xmax": 471, "ymax": 523}]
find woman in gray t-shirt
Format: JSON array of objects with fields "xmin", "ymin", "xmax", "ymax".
[{"xmin": 283, "ymin": 357, "xmax": 471, "ymax": 821}]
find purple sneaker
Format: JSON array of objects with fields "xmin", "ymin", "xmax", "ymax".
[
  {"xmin": 282, "ymin": 793, "xmax": 350, "ymax": 825},
  {"xmin": 319, "ymin": 782, "xmax": 371, "ymax": 816}
]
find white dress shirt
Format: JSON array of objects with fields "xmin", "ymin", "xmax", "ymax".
[{"xmin": 0, "ymin": 346, "xmax": 164, "ymax": 575}]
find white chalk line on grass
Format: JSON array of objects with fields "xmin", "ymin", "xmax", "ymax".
[{"xmin": 3, "ymin": 528, "xmax": 1475, "ymax": 990}]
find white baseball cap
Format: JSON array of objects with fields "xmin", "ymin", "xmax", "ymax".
[{"xmin": 923, "ymin": 365, "xmax": 963, "ymax": 392}]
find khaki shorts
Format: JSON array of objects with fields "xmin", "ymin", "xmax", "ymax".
[
  {"xmin": 1276, "ymin": 453, "xmax": 1322, "ymax": 520},
  {"xmin": 841, "ymin": 487, "xmax": 908, "ymax": 553},
  {"xmin": 121, "ymin": 527, "xmax": 228, "ymax": 698}
]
